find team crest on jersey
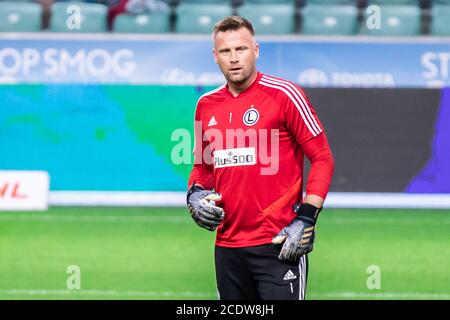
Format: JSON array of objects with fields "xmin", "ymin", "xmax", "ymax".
[{"xmin": 243, "ymin": 107, "xmax": 259, "ymax": 126}]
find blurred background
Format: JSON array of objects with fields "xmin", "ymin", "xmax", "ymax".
[{"xmin": 0, "ymin": 0, "xmax": 449, "ymax": 300}]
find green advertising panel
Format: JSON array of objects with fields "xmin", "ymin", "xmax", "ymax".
[{"xmin": 0, "ymin": 85, "xmax": 212, "ymax": 191}]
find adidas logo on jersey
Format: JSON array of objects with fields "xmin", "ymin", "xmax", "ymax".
[
  {"xmin": 283, "ymin": 270, "xmax": 297, "ymax": 281},
  {"xmin": 208, "ymin": 116, "xmax": 217, "ymax": 127}
]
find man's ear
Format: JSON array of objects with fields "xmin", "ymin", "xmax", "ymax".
[
  {"xmin": 213, "ymin": 48, "xmax": 218, "ymax": 64},
  {"xmin": 255, "ymin": 42, "xmax": 260, "ymax": 60}
]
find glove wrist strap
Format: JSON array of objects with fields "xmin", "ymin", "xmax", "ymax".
[
  {"xmin": 293, "ymin": 202, "xmax": 322, "ymax": 224},
  {"xmin": 187, "ymin": 182, "xmax": 204, "ymax": 202}
]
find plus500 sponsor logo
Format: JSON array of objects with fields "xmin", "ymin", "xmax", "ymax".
[{"xmin": 213, "ymin": 148, "xmax": 256, "ymax": 168}]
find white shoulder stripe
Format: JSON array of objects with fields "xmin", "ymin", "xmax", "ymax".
[
  {"xmin": 261, "ymin": 75, "xmax": 322, "ymax": 135},
  {"xmin": 259, "ymin": 79, "xmax": 321, "ymax": 137},
  {"xmin": 262, "ymin": 75, "xmax": 321, "ymax": 131},
  {"xmin": 263, "ymin": 75, "xmax": 322, "ymax": 133},
  {"xmin": 196, "ymin": 84, "xmax": 226, "ymax": 105}
]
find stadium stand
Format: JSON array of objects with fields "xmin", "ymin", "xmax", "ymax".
[
  {"xmin": 0, "ymin": 0, "xmax": 448, "ymax": 36},
  {"xmin": 361, "ymin": 4, "xmax": 422, "ymax": 36}
]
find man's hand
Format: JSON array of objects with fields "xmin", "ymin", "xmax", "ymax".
[
  {"xmin": 272, "ymin": 203, "xmax": 322, "ymax": 263},
  {"xmin": 187, "ymin": 184, "xmax": 225, "ymax": 231}
]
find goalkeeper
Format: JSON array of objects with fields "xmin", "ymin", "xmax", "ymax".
[{"xmin": 187, "ymin": 16, "xmax": 334, "ymax": 300}]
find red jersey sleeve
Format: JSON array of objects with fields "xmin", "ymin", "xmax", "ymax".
[
  {"xmin": 301, "ymin": 133, "xmax": 335, "ymax": 199},
  {"xmin": 281, "ymin": 84, "xmax": 324, "ymax": 144},
  {"xmin": 281, "ymin": 83, "xmax": 334, "ymax": 199},
  {"xmin": 187, "ymin": 99, "xmax": 215, "ymax": 190}
]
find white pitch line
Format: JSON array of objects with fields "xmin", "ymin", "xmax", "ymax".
[
  {"xmin": 0, "ymin": 214, "xmax": 189, "ymax": 223},
  {"xmin": 310, "ymin": 292, "xmax": 450, "ymax": 299},
  {"xmin": 0, "ymin": 214, "xmax": 448, "ymax": 225},
  {"xmin": 0, "ymin": 289, "xmax": 449, "ymax": 299},
  {"xmin": 324, "ymin": 217, "xmax": 450, "ymax": 225},
  {"xmin": 0, "ymin": 289, "xmax": 216, "ymax": 298}
]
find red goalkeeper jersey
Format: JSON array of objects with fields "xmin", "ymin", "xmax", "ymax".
[{"xmin": 188, "ymin": 72, "xmax": 334, "ymax": 248}]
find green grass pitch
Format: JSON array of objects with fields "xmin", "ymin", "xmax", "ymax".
[{"xmin": 0, "ymin": 207, "xmax": 449, "ymax": 300}]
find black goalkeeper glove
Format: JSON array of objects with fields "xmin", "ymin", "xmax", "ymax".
[
  {"xmin": 272, "ymin": 203, "xmax": 322, "ymax": 263},
  {"xmin": 187, "ymin": 184, "xmax": 224, "ymax": 231}
]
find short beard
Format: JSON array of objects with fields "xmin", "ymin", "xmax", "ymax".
[{"xmin": 227, "ymin": 73, "xmax": 250, "ymax": 88}]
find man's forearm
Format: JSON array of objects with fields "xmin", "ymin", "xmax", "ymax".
[
  {"xmin": 303, "ymin": 194, "xmax": 324, "ymax": 208},
  {"xmin": 301, "ymin": 133, "xmax": 335, "ymax": 204}
]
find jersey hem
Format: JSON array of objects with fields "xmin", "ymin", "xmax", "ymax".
[{"xmin": 215, "ymin": 238, "xmax": 274, "ymax": 248}]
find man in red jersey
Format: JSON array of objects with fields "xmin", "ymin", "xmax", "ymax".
[{"xmin": 186, "ymin": 16, "xmax": 334, "ymax": 300}]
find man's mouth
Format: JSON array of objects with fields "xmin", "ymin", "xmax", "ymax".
[{"xmin": 230, "ymin": 67, "xmax": 242, "ymax": 72}]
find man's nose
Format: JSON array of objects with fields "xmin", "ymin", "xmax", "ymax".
[{"xmin": 230, "ymin": 50, "xmax": 239, "ymax": 63}]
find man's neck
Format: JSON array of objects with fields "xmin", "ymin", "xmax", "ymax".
[{"xmin": 228, "ymin": 71, "xmax": 258, "ymax": 97}]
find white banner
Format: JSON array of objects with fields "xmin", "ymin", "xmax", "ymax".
[
  {"xmin": 0, "ymin": 171, "xmax": 49, "ymax": 211},
  {"xmin": 47, "ymin": 191, "xmax": 450, "ymax": 209}
]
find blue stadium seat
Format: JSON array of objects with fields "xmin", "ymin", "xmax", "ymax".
[
  {"xmin": 49, "ymin": 2, "xmax": 108, "ymax": 33},
  {"xmin": 181, "ymin": 0, "xmax": 228, "ymax": 3},
  {"xmin": 175, "ymin": 3, "xmax": 233, "ymax": 34},
  {"xmin": 244, "ymin": 0, "xmax": 295, "ymax": 3},
  {"xmin": 114, "ymin": 12, "xmax": 170, "ymax": 33},
  {"xmin": 301, "ymin": 4, "xmax": 359, "ymax": 35},
  {"xmin": 306, "ymin": 0, "xmax": 356, "ymax": 4},
  {"xmin": 52, "ymin": 0, "xmax": 108, "ymax": 3},
  {"xmin": 0, "ymin": 1, "xmax": 42, "ymax": 32},
  {"xmin": 361, "ymin": 5, "xmax": 421, "ymax": 36},
  {"xmin": 430, "ymin": 5, "xmax": 450, "ymax": 36},
  {"xmin": 367, "ymin": 0, "xmax": 418, "ymax": 4},
  {"xmin": 237, "ymin": 3, "xmax": 296, "ymax": 34}
]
